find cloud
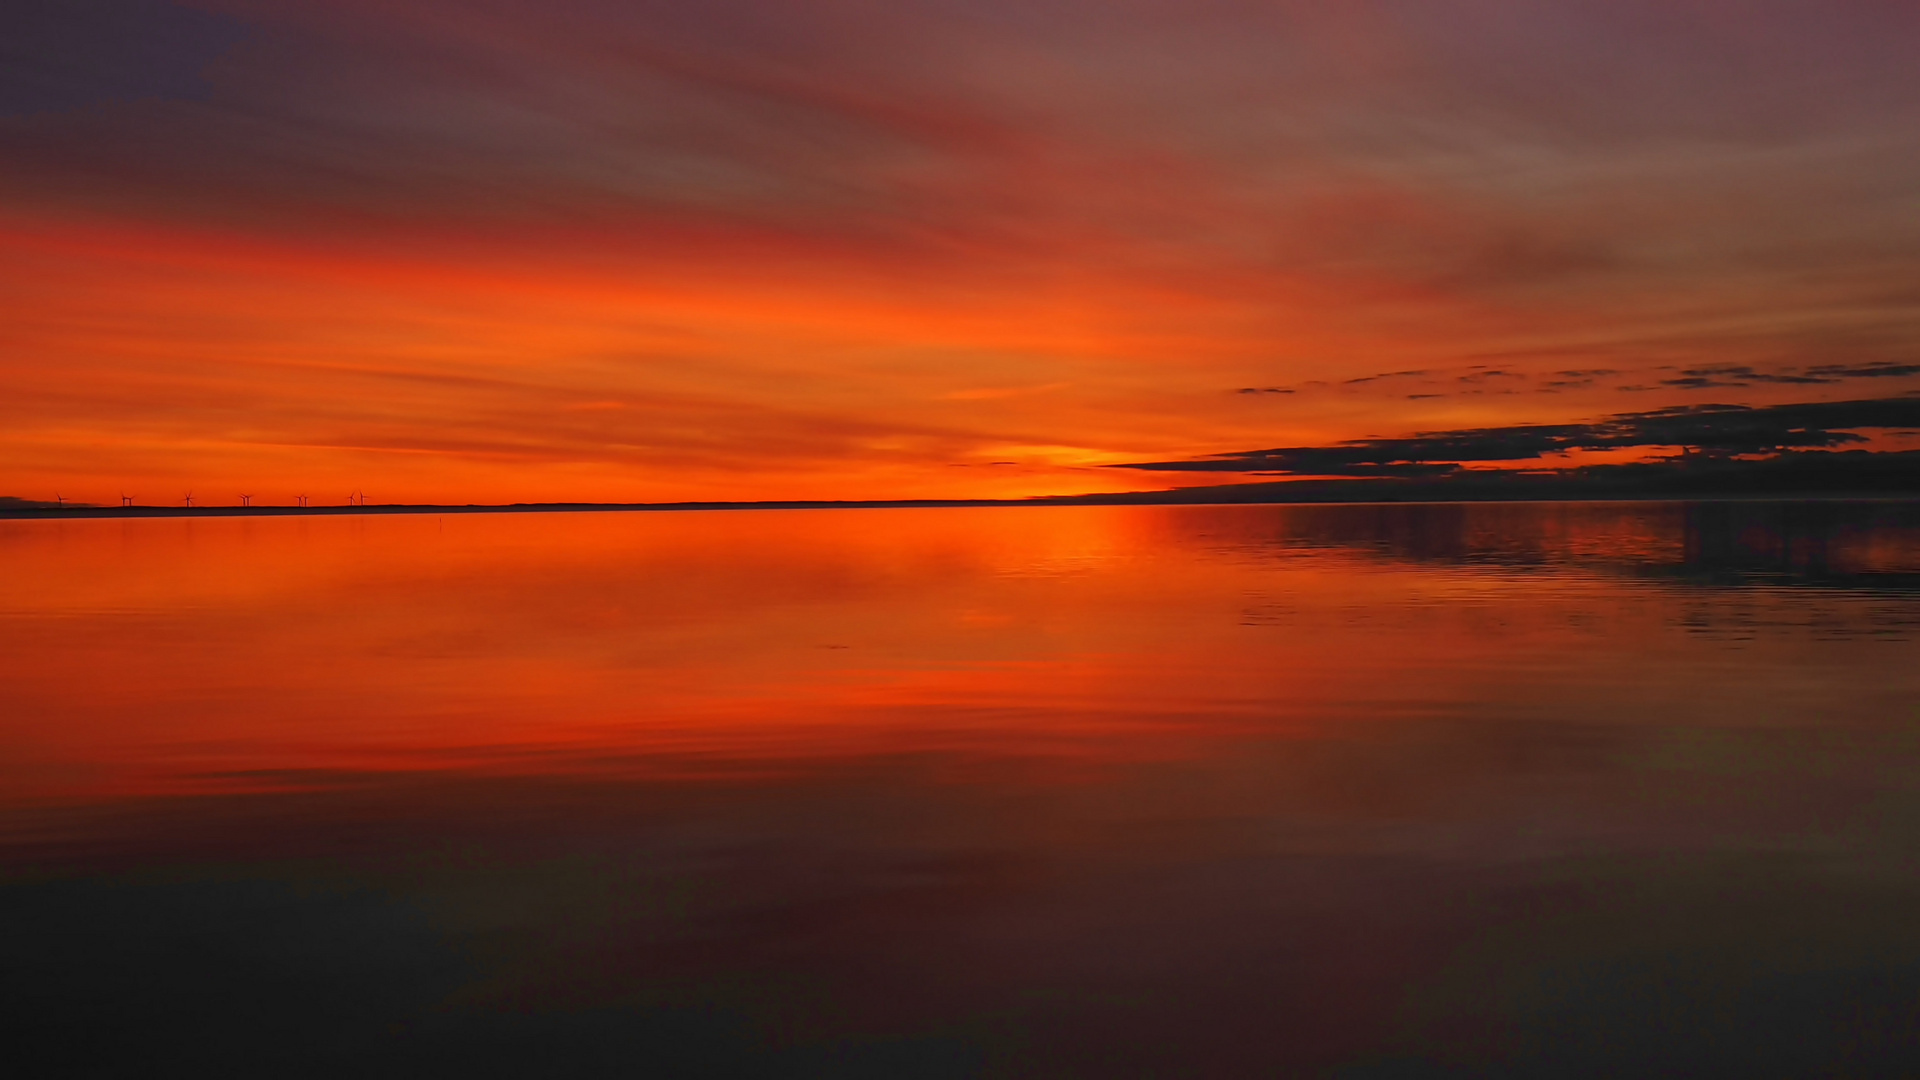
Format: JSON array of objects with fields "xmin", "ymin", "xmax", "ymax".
[
  {"xmin": 1660, "ymin": 363, "xmax": 1920, "ymax": 390},
  {"xmin": 1118, "ymin": 396, "xmax": 1920, "ymax": 474},
  {"xmin": 0, "ymin": 0, "xmax": 249, "ymax": 117},
  {"xmin": 1660, "ymin": 364, "xmax": 1838, "ymax": 389},
  {"xmin": 1806, "ymin": 362, "xmax": 1920, "ymax": 379},
  {"xmin": 1248, "ymin": 463, "xmax": 1465, "ymax": 479},
  {"xmin": 1243, "ymin": 360, "xmax": 1920, "ymax": 402},
  {"xmin": 6, "ymin": 1, "xmax": 1920, "ymax": 501}
]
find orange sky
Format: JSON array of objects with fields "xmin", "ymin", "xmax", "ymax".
[{"xmin": 5, "ymin": 0, "xmax": 1920, "ymax": 504}]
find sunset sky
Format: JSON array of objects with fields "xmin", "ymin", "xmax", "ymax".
[{"xmin": 5, "ymin": 0, "xmax": 1920, "ymax": 504}]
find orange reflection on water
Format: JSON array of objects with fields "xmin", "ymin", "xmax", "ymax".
[
  {"xmin": 0, "ymin": 507, "xmax": 1338, "ymax": 801},
  {"xmin": 7, "ymin": 502, "xmax": 1920, "ymax": 1077},
  {"xmin": 5, "ymin": 502, "xmax": 1916, "ymax": 811}
]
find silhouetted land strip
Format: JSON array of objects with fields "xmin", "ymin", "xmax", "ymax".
[
  {"xmin": 7, "ymin": 450, "xmax": 1919, "ymax": 518},
  {"xmin": 0, "ymin": 498, "xmax": 1023, "ymax": 519}
]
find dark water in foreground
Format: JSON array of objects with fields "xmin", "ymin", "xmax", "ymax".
[{"xmin": 4, "ymin": 501, "xmax": 1919, "ymax": 1077}]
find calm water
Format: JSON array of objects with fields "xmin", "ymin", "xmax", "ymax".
[{"xmin": 4, "ymin": 501, "xmax": 1920, "ymax": 1077}]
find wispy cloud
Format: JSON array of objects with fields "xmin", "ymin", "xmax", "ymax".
[
  {"xmin": 4, "ymin": 1, "xmax": 1920, "ymax": 499},
  {"xmin": 1122, "ymin": 397, "xmax": 1920, "ymax": 475},
  {"xmin": 1232, "ymin": 359, "xmax": 1920, "ymax": 401}
]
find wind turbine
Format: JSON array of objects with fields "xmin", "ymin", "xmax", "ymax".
[
  {"xmin": 239, "ymin": 494, "xmax": 253, "ymax": 508},
  {"xmin": 183, "ymin": 492, "xmax": 193, "ymax": 508},
  {"xmin": 54, "ymin": 494, "xmax": 64, "ymax": 509},
  {"xmin": 295, "ymin": 494, "xmax": 308, "ymax": 508}
]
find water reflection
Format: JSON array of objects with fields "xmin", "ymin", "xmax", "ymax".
[
  {"xmin": 2, "ymin": 503, "xmax": 1918, "ymax": 1076},
  {"xmin": 1175, "ymin": 499, "xmax": 1920, "ymax": 588}
]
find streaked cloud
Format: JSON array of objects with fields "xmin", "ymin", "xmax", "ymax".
[
  {"xmin": 1121, "ymin": 396, "xmax": 1920, "ymax": 476},
  {"xmin": 4, "ymin": 1, "xmax": 1919, "ymax": 500}
]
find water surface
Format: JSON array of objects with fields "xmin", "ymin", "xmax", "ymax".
[{"xmin": 4, "ymin": 501, "xmax": 1919, "ymax": 1076}]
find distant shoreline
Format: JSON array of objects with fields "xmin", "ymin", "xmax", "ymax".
[
  {"xmin": 7, "ymin": 489, "xmax": 1920, "ymax": 520},
  {"xmin": 0, "ymin": 499, "xmax": 1012, "ymax": 519}
]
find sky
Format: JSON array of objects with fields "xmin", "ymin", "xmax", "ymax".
[{"xmin": 4, "ymin": 0, "xmax": 1920, "ymax": 505}]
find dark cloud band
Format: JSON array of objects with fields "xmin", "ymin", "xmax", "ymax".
[{"xmin": 1122, "ymin": 396, "xmax": 1920, "ymax": 476}]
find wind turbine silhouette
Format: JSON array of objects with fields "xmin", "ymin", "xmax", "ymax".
[
  {"xmin": 121, "ymin": 494, "xmax": 133, "ymax": 507},
  {"xmin": 54, "ymin": 494, "xmax": 65, "ymax": 509},
  {"xmin": 239, "ymin": 494, "xmax": 253, "ymax": 508},
  {"xmin": 295, "ymin": 494, "xmax": 308, "ymax": 508},
  {"xmin": 183, "ymin": 492, "xmax": 193, "ymax": 508}
]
